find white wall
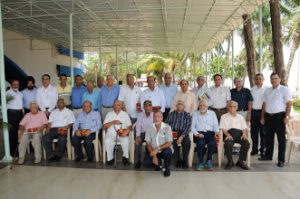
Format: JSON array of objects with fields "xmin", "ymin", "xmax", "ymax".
[{"xmin": 3, "ymin": 29, "xmax": 79, "ymax": 87}]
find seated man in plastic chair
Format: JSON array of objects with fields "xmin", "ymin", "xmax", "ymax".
[
  {"xmin": 165, "ymin": 100, "xmax": 191, "ymax": 169},
  {"xmin": 42, "ymin": 98, "xmax": 75, "ymax": 162},
  {"xmin": 103, "ymin": 100, "xmax": 132, "ymax": 166},
  {"xmin": 220, "ymin": 100, "xmax": 250, "ymax": 170},
  {"xmin": 72, "ymin": 100, "xmax": 102, "ymax": 162},
  {"xmin": 191, "ymin": 99, "xmax": 219, "ymax": 171},
  {"xmin": 134, "ymin": 100, "xmax": 153, "ymax": 169},
  {"xmin": 18, "ymin": 102, "xmax": 48, "ymax": 164},
  {"xmin": 145, "ymin": 111, "xmax": 173, "ymax": 177}
]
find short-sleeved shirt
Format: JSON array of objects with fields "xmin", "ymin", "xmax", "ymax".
[
  {"xmin": 210, "ymin": 85, "xmax": 231, "ymax": 109},
  {"xmin": 159, "ymin": 84, "xmax": 178, "ymax": 108},
  {"xmin": 230, "ymin": 88, "xmax": 253, "ymax": 111},
  {"xmin": 251, "ymin": 85, "xmax": 268, "ymax": 110},
  {"xmin": 219, "ymin": 113, "xmax": 247, "ymax": 131},
  {"xmin": 82, "ymin": 90, "xmax": 100, "ymax": 111},
  {"xmin": 56, "ymin": 84, "xmax": 72, "ymax": 106},
  {"xmin": 22, "ymin": 88, "xmax": 37, "ymax": 109},
  {"xmin": 263, "ymin": 85, "xmax": 292, "ymax": 114},
  {"xmin": 145, "ymin": 122, "xmax": 173, "ymax": 152},
  {"xmin": 103, "ymin": 110, "xmax": 132, "ymax": 136},
  {"xmin": 118, "ymin": 85, "xmax": 142, "ymax": 118},
  {"xmin": 19, "ymin": 111, "xmax": 48, "ymax": 131},
  {"xmin": 49, "ymin": 108, "xmax": 75, "ymax": 128}
]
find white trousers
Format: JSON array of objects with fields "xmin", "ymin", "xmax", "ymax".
[{"xmin": 105, "ymin": 131, "xmax": 129, "ymax": 161}]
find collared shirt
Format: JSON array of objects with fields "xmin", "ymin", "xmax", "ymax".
[
  {"xmin": 159, "ymin": 84, "xmax": 178, "ymax": 108},
  {"xmin": 191, "ymin": 110, "xmax": 219, "ymax": 136},
  {"xmin": 192, "ymin": 85, "xmax": 213, "ymax": 107},
  {"xmin": 230, "ymin": 87, "xmax": 253, "ymax": 110},
  {"xmin": 251, "ymin": 85, "xmax": 268, "ymax": 110},
  {"xmin": 98, "ymin": 84, "xmax": 120, "ymax": 112},
  {"xmin": 36, "ymin": 85, "xmax": 58, "ymax": 112},
  {"xmin": 263, "ymin": 85, "xmax": 292, "ymax": 114},
  {"xmin": 118, "ymin": 85, "xmax": 142, "ymax": 118},
  {"xmin": 94, "ymin": 87, "xmax": 102, "ymax": 93},
  {"xmin": 165, "ymin": 110, "xmax": 191, "ymax": 137},
  {"xmin": 103, "ymin": 110, "xmax": 132, "ymax": 135},
  {"xmin": 22, "ymin": 88, "xmax": 37, "ymax": 109},
  {"xmin": 170, "ymin": 91, "xmax": 197, "ymax": 115},
  {"xmin": 19, "ymin": 111, "xmax": 48, "ymax": 131},
  {"xmin": 136, "ymin": 112, "xmax": 153, "ymax": 137},
  {"xmin": 49, "ymin": 107, "xmax": 75, "ymax": 128},
  {"xmin": 219, "ymin": 112, "xmax": 247, "ymax": 131},
  {"xmin": 141, "ymin": 87, "xmax": 166, "ymax": 112},
  {"xmin": 73, "ymin": 111, "xmax": 102, "ymax": 133},
  {"xmin": 145, "ymin": 122, "xmax": 173, "ymax": 152},
  {"xmin": 56, "ymin": 84, "xmax": 72, "ymax": 106},
  {"xmin": 82, "ymin": 90, "xmax": 100, "ymax": 111},
  {"xmin": 6, "ymin": 88, "xmax": 23, "ymax": 110},
  {"xmin": 71, "ymin": 85, "xmax": 87, "ymax": 108},
  {"xmin": 210, "ymin": 85, "xmax": 231, "ymax": 109}
]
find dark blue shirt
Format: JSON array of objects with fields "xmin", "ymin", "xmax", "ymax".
[
  {"xmin": 230, "ymin": 87, "xmax": 253, "ymax": 111},
  {"xmin": 71, "ymin": 85, "xmax": 87, "ymax": 108}
]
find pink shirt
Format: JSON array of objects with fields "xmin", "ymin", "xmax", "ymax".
[{"xmin": 19, "ymin": 111, "xmax": 48, "ymax": 131}]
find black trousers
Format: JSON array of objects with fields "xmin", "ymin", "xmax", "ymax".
[
  {"xmin": 72, "ymin": 133, "xmax": 96, "ymax": 159},
  {"xmin": 172, "ymin": 131, "xmax": 190, "ymax": 163},
  {"xmin": 265, "ymin": 112, "xmax": 286, "ymax": 162},
  {"xmin": 42, "ymin": 128, "xmax": 67, "ymax": 159},
  {"xmin": 8, "ymin": 109, "xmax": 23, "ymax": 156},
  {"xmin": 250, "ymin": 110, "xmax": 266, "ymax": 154},
  {"xmin": 224, "ymin": 129, "xmax": 250, "ymax": 162},
  {"xmin": 163, "ymin": 108, "xmax": 171, "ymax": 121},
  {"xmin": 134, "ymin": 132, "xmax": 146, "ymax": 163}
]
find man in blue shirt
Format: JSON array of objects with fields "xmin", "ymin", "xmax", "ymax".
[
  {"xmin": 82, "ymin": 81, "xmax": 100, "ymax": 111},
  {"xmin": 159, "ymin": 73, "xmax": 178, "ymax": 121},
  {"xmin": 72, "ymin": 100, "xmax": 102, "ymax": 162},
  {"xmin": 98, "ymin": 74, "xmax": 120, "ymax": 121},
  {"xmin": 71, "ymin": 75, "xmax": 87, "ymax": 118},
  {"xmin": 22, "ymin": 76, "xmax": 37, "ymax": 114}
]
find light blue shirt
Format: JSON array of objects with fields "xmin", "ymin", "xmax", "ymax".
[
  {"xmin": 98, "ymin": 84, "xmax": 120, "ymax": 112},
  {"xmin": 159, "ymin": 84, "xmax": 178, "ymax": 108},
  {"xmin": 22, "ymin": 88, "xmax": 37, "ymax": 109},
  {"xmin": 73, "ymin": 111, "xmax": 102, "ymax": 133},
  {"xmin": 191, "ymin": 110, "xmax": 219, "ymax": 135},
  {"xmin": 82, "ymin": 90, "xmax": 100, "ymax": 110}
]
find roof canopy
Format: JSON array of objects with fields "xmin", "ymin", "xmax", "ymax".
[{"xmin": 2, "ymin": 0, "xmax": 267, "ymax": 53}]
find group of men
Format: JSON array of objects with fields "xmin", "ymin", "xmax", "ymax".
[{"xmin": 5, "ymin": 70, "xmax": 292, "ymax": 177}]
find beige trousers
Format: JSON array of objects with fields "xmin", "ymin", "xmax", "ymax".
[{"xmin": 19, "ymin": 132, "xmax": 42, "ymax": 159}]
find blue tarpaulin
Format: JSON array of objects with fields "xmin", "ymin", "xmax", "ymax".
[
  {"xmin": 58, "ymin": 46, "xmax": 84, "ymax": 60},
  {"xmin": 57, "ymin": 65, "xmax": 83, "ymax": 77}
]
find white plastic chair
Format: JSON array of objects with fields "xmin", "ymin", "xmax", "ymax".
[{"xmin": 286, "ymin": 119, "xmax": 300, "ymax": 163}]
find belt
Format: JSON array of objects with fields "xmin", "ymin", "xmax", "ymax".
[
  {"xmin": 211, "ymin": 107, "xmax": 226, "ymax": 111},
  {"xmin": 237, "ymin": 108, "xmax": 248, "ymax": 111},
  {"xmin": 8, "ymin": 109, "xmax": 23, "ymax": 113},
  {"xmin": 102, "ymin": 105, "xmax": 113, "ymax": 108},
  {"xmin": 266, "ymin": 112, "xmax": 285, "ymax": 116},
  {"xmin": 197, "ymin": 130, "xmax": 214, "ymax": 134},
  {"xmin": 252, "ymin": 109, "xmax": 262, "ymax": 111},
  {"xmin": 73, "ymin": 107, "xmax": 82, "ymax": 109}
]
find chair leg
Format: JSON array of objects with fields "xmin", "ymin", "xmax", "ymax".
[
  {"xmin": 67, "ymin": 140, "xmax": 71, "ymax": 160},
  {"xmin": 93, "ymin": 140, "xmax": 99, "ymax": 162},
  {"xmin": 129, "ymin": 133, "xmax": 135, "ymax": 164},
  {"xmin": 286, "ymin": 142, "xmax": 293, "ymax": 164},
  {"xmin": 43, "ymin": 147, "xmax": 47, "ymax": 160},
  {"xmin": 102, "ymin": 131, "xmax": 106, "ymax": 164},
  {"xmin": 188, "ymin": 143, "xmax": 195, "ymax": 167},
  {"xmin": 71, "ymin": 146, "xmax": 75, "ymax": 160}
]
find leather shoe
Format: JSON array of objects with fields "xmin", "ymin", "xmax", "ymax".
[
  {"xmin": 134, "ymin": 161, "xmax": 142, "ymax": 169},
  {"xmin": 277, "ymin": 161, "xmax": 285, "ymax": 167},
  {"xmin": 175, "ymin": 160, "xmax": 182, "ymax": 168},
  {"xmin": 258, "ymin": 156, "xmax": 272, "ymax": 161},
  {"xmin": 106, "ymin": 159, "xmax": 114, "ymax": 166},
  {"xmin": 87, "ymin": 158, "xmax": 93, "ymax": 163},
  {"xmin": 251, "ymin": 151, "xmax": 258, "ymax": 156},
  {"xmin": 75, "ymin": 157, "xmax": 83, "ymax": 162},
  {"xmin": 164, "ymin": 169, "xmax": 171, "ymax": 177},
  {"xmin": 48, "ymin": 155, "xmax": 56, "ymax": 162},
  {"xmin": 236, "ymin": 160, "xmax": 249, "ymax": 170},
  {"xmin": 122, "ymin": 157, "xmax": 130, "ymax": 166},
  {"xmin": 181, "ymin": 161, "xmax": 188, "ymax": 169},
  {"xmin": 225, "ymin": 160, "xmax": 233, "ymax": 170}
]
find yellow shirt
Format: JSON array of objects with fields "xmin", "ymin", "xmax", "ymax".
[{"xmin": 56, "ymin": 84, "xmax": 72, "ymax": 105}]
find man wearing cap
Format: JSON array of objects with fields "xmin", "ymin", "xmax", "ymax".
[
  {"xmin": 22, "ymin": 76, "xmax": 37, "ymax": 114},
  {"xmin": 134, "ymin": 100, "xmax": 153, "ymax": 169},
  {"xmin": 165, "ymin": 100, "xmax": 191, "ymax": 169}
]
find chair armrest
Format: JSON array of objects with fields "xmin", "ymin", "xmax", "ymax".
[{"xmin": 189, "ymin": 132, "xmax": 193, "ymax": 143}]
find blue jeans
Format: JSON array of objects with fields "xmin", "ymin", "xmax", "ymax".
[{"xmin": 194, "ymin": 131, "xmax": 216, "ymax": 163}]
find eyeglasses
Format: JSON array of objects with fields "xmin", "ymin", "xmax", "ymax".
[{"xmin": 42, "ymin": 78, "xmax": 50, "ymax": 80}]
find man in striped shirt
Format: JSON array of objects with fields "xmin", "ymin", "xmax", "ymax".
[{"xmin": 165, "ymin": 100, "xmax": 191, "ymax": 169}]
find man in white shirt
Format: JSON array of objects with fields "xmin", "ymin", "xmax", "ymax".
[
  {"xmin": 118, "ymin": 74, "xmax": 142, "ymax": 124},
  {"xmin": 210, "ymin": 74, "xmax": 231, "ymax": 121},
  {"xmin": 42, "ymin": 98, "xmax": 75, "ymax": 162},
  {"xmin": 250, "ymin": 73, "xmax": 268, "ymax": 156},
  {"xmin": 259, "ymin": 72, "xmax": 292, "ymax": 167},
  {"xmin": 140, "ymin": 76, "xmax": 166, "ymax": 113},
  {"xmin": 192, "ymin": 76, "xmax": 213, "ymax": 107},
  {"xmin": 103, "ymin": 100, "xmax": 132, "ymax": 166},
  {"xmin": 220, "ymin": 101, "xmax": 250, "ymax": 170},
  {"xmin": 36, "ymin": 74, "xmax": 58, "ymax": 118},
  {"xmin": 6, "ymin": 79, "xmax": 24, "ymax": 156}
]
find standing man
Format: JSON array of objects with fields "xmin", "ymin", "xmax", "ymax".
[
  {"xmin": 71, "ymin": 75, "xmax": 87, "ymax": 118},
  {"xmin": 230, "ymin": 77, "xmax": 253, "ymax": 121},
  {"xmin": 159, "ymin": 73, "xmax": 178, "ymax": 120},
  {"xmin": 36, "ymin": 74, "xmax": 58, "ymax": 118},
  {"xmin": 98, "ymin": 75, "xmax": 120, "ymax": 121},
  {"xmin": 82, "ymin": 81, "xmax": 100, "ymax": 111},
  {"xmin": 171, "ymin": 80, "xmax": 197, "ymax": 116},
  {"xmin": 140, "ymin": 76, "xmax": 166, "ymax": 113},
  {"xmin": 56, "ymin": 74, "xmax": 72, "ymax": 108},
  {"xmin": 192, "ymin": 75, "xmax": 213, "ymax": 107},
  {"xmin": 22, "ymin": 76, "xmax": 37, "ymax": 114},
  {"xmin": 259, "ymin": 73, "xmax": 292, "ymax": 167},
  {"xmin": 210, "ymin": 74, "xmax": 231, "ymax": 121},
  {"xmin": 6, "ymin": 79, "xmax": 24, "ymax": 156},
  {"xmin": 250, "ymin": 73, "xmax": 268, "ymax": 156},
  {"xmin": 118, "ymin": 74, "xmax": 142, "ymax": 124},
  {"xmin": 94, "ymin": 76, "xmax": 105, "ymax": 92}
]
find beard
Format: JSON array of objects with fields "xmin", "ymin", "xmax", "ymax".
[{"xmin": 28, "ymin": 86, "xmax": 34, "ymax": 90}]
